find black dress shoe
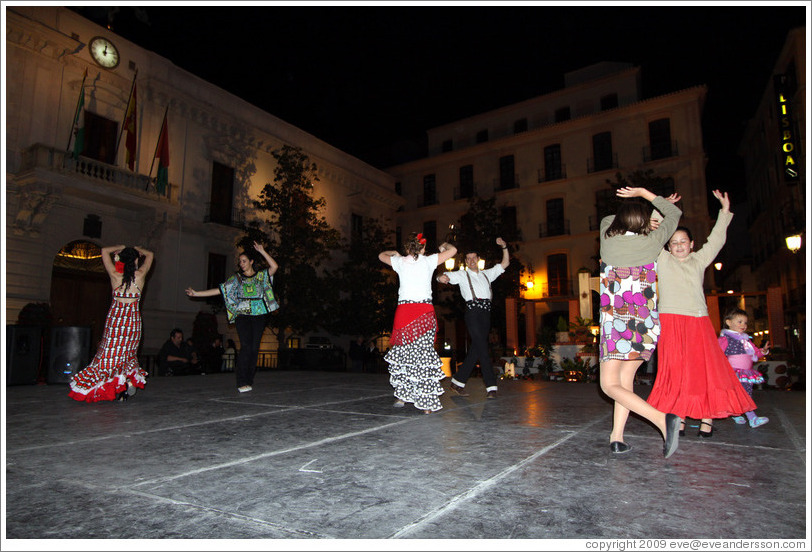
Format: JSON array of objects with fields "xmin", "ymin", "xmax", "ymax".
[
  {"xmin": 610, "ymin": 441, "xmax": 632, "ymax": 454},
  {"xmin": 449, "ymin": 382, "xmax": 469, "ymax": 396},
  {"xmin": 663, "ymin": 413, "xmax": 680, "ymax": 458},
  {"xmin": 698, "ymin": 421, "xmax": 714, "ymax": 438}
]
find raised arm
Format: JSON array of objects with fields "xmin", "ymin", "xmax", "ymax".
[
  {"xmin": 378, "ymin": 250, "xmax": 399, "ymax": 267},
  {"xmin": 495, "ymin": 237, "xmax": 510, "ymax": 269},
  {"xmin": 693, "ymin": 190, "xmax": 733, "ymax": 267},
  {"xmin": 436, "ymin": 242, "xmax": 457, "ymax": 266},
  {"xmin": 253, "ymin": 241, "xmax": 278, "ymax": 276},
  {"xmin": 134, "ymin": 246, "xmax": 154, "ymax": 275},
  {"xmin": 100, "ymin": 244, "xmax": 126, "ymax": 276}
]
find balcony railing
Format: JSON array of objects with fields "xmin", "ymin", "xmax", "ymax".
[
  {"xmin": 418, "ymin": 196, "xmax": 439, "ymax": 207},
  {"xmin": 533, "ymin": 278, "xmax": 574, "ymax": 298},
  {"xmin": 20, "ymin": 143, "xmax": 169, "ymax": 198},
  {"xmin": 454, "ymin": 183, "xmax": 477, "ymax": 200},
  {"xmin": 493, "ymin": 173, "xmax": 520, "ymax": 192},
  {"xmin": 587, "ymin": 153, "xmax": 619, "ymax": 173},
  {"xmin": 642, "ymin": 140, "xmax": 679, "ymax": 162},
  {"xmin": 538, "ymin": 220, "xmax": 571, "ymax": 238},
  {"xmin": 205, "ymin": 204, "xmax": 246, "ymax": 228},
  {"xmin": 537, "ymin": 165, "xmax": 567, "ymax": 183}
]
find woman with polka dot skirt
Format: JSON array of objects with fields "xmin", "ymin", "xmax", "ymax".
[
  {"xmin": 598, "ymin": 187, "xmax": 682, "ymax": 458},
  {"xmin": 379, "ymin": 233, "xmax": 456, "ymax": 413}
]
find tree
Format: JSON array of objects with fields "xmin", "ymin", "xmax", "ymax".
[
  {"xmin": 246, "ymin": 145, "xmax": 342, "ymax": 348},
  {"xmin": 325, "ymin": 216, "xmax": 399, "ymax": 340}
]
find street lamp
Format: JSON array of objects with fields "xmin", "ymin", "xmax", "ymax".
[
  {"xmin": 714, "ymin": 262, "xmax": 723, "ymax": 271},
  {"xmin": 785, "ymin": 233, "xmax": 802, "ymax": 253},
  {"xmin": 445, "ymin": 257, "xmax": 456, "ymax": 270}
]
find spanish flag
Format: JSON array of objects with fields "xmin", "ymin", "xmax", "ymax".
[
  {"xmin": 154, "ymin": 110, "xmax": 169, "ymax": 195},
  {"xmin": 123, "ymin": 82, "xmax": 137, "ymax": 171}
]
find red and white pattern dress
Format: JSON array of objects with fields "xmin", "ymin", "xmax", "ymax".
[{"xmin": 68, "ymin": 284, "xmax": 147, "ymax": 402}]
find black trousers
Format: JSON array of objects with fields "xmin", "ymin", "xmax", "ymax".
[
  {"xmin": 234, "ymin": 314, "xmax": 267, "ymax": 387},
  {"xmin": 454, "ymin": 306, "xmax": 498, "ymax": 388}
]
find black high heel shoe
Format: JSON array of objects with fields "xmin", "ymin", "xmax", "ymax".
[
  {"xmin": 679, "ymin": 422, "xmax": 686, "ymax": 437},
  {"xmin": 698, "ymin": 421, "xmax": 713, "ymax": 438}
]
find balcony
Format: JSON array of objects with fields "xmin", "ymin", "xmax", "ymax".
[
  {"xmin": 19, "ymin": 143, "xmax": 170, "ymax": 199},
  {"xmin": 587, "ymin": 153, "xmax": 618, "ymax": 173},
  {"xmin": 532, "ymin": 279, "xmax": 574, "ymax": 298},
  {"xmin": 493, "ymin": 174, "xmax": 520, "ymax": 192},
  {"xmin": 642, "ymin": 140, "xmax": 679, "ymax": 162},
  {"xmin": 539, "ymin": 220, "xmax": 571, "ymax": 238},
  {"xmin": 454, "ymin": 183, "xmax": 477, "ymax": 200},
  {"xmin": 418, "ymin": 196, "xmax": 439, "ymax": 208},
  {"xmin": 537, "ymin": 165, "xmax": 567, "ymax": 183},
  {"xmin": 205, "ymin": 204, "xmax": 245, "ymax": 228}
]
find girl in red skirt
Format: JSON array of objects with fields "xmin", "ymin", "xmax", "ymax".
[
  {"xmin": 647, "ymin": 190, "xmax": 756, "ymax": 437},
  {"xmin": 379, "ymin": 233, "xmax": 456, "ymax": 413},
  {"xmin": 69, "ymin": 245, "xmax": 154, "ymax": 402}
]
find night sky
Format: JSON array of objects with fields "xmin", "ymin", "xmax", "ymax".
[{"xmin": 70, "ymin": 3, "xmax": 806, "ymax": 197}]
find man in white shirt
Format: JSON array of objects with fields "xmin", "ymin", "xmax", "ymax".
[{"xmin": 437, "ymin": 237, "xmax": 510, "ymax": 399}]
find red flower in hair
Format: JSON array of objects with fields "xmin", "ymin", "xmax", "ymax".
[
  {"xmin": 416, "ymin": 233, "xmax": 426, "ymax": 245},
  {"xmin": 115, "ymin": 261, "xmax": 125, "ymax": 274}
]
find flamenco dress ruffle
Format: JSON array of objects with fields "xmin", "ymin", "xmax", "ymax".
[
  {"xmin": 384, "ymin": 303, "xmax": 445, "ymax": 412},
  {"xmin": 647, "ymin": 314, "xmax": 756, "ymax": 419},
  {"xmin": 68, "ymin": 297, "xmax": 147, "ymax": 403}
]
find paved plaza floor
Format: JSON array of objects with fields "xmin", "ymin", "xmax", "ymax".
[{"xmin": 2, "ymin": 370, "xmax": 808, "ymax": 548}]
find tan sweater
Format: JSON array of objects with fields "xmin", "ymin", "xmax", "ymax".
[
  {"xmin": 599, "ymin": 196, "xmax": 682, "ymax": 267},
  {"xmin": 657, "ymin": 210, "xmax": 734, "ymax": 317}
]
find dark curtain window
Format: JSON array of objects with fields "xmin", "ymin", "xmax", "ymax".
[
  {"xmin": 499, "ymin": 155, "xmax": 515, "ymax": 189},
  {"xmin": 210, "ymin": 162, "xmax": 234, "ymax": 225},
  {"xmin": 476, "ymin": 129, "xmax": 489, "ymax": 143},
  {"xmin": 514, "ymin": 118, "xmax": 528, "ymax": 133},
  {"xmin": 600, "ymin": 93, "xmax": 618, "ymax": 110},
  {"xmin": 592, "ymin": 132, "xmax": 613, "ymax": 171},
  {"xmin": 423, "ymin": 174, "xmax": 436, "ymax": 205},
  {"xmin": 547, "ymin": 253, "xmax": 568, "ymax": 296},
  {"xmin": 500, "ymin": 206, "xmax": 517, "ymax": 240},
  {"xmin": 649, "ymin": 118, "xmax": 672, "ymax": 160},
  {"xmin": 555, "ymin": 106, "xmax": 571, "ymax": 122},
  {"xmin": 459, "ymin": 165, "xmax": 474, "ymax": 199},
  {"xmin": 546, "ymin": 198, "xmax": 565, "ymax": 236},
  {"xmin": 82, "ymin": 111, "xmax": 117, "ymax": 165},
  {"xmin": 441, "ymin": 139, "xmax": 453, "ymax": 152},
  {"xmin": 544, "ymin": 144, "xmax": 563, "ymax": 180}
]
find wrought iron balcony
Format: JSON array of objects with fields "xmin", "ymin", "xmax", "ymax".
[
  {"xmin": 642, "ymin": 140, "xmax": 679, "ymax": 162},
  {"xmin": 587, "ymin": 153, "xmax": 619, "ymax": 173},
  {"xmin": 539, "ymin": 220, "xmax": 571, "ymax": 238},
  {"xmin": 205, "ymin": 204, "xmax": 245, "ymax": 228},
  {"xmin": 537, "ymin": 165, "xmax": 567, "ymax": 183},
  {"xmin": 454, "ymin": 183, "xmax": 477, "ymax": 200},
  {"xmin": 493, "ymin": 173, "xmax": 520, "ymax": 192}
]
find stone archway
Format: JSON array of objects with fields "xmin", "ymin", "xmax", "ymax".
[{"xmin": 49, "ymin": 241, "xmax": 110, "ymax": 348}]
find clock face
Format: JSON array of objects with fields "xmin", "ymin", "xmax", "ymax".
[{"xmin": 89, "ymin": 37, "xmax": 120, "ymax": 69}]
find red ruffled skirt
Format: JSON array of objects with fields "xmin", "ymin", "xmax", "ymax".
[
  {"xmin": 68, "ymin": 299, "xmax": 147, "ymax": 402},
  {"xmin": 647, "ymin": 314, "xmax": 756, "ymax": 419}
]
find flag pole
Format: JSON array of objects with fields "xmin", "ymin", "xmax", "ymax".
[
  {"xmin": 115, "ymin": 69, "xmax": 138, "ymax": 161},
  {"xmin": 66, "ymin": 69, "xmax": 88, "ymax": 152},
  {"xmin": 147, "ymin": 106, "xmax": 169, "ymax": 190}
]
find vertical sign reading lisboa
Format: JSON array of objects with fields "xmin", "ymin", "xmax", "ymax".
[{"xmin": 774, "ymin": 74, "xmax": 800, "ymax": 184}]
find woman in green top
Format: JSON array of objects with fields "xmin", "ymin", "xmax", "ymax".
[{"xmin": 186, "ymin": 241, "xmax": 278, "ymax": 393}]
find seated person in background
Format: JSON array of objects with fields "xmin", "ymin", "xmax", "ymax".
[
  {"xmin": 157, "ymin": 328, "xmax": 195, "ymax": 376},
  {"xmin": 186, "ymin": 337, "xmax": 202, "ymax": 374}
]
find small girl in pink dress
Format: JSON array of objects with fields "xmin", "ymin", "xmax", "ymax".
[{"xmin": 718, "ymin": 308, "xmax": 770, "ymax": 428}]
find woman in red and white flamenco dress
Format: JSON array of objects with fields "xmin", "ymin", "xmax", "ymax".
[{"xmin": 69, "ymin": 244, "xmax": 154, "ymax": 403}]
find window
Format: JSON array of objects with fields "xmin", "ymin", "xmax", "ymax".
[
  {"xmin": 500, "ymin": 206, "xmax": 517, "ymax": 240},
  {"xmin": 543, "ymin": 144, "xmax": 563, "ymax": 181},
  {"xmin": 600, "ymin": 93, "xmax": 618, "ymax": 110},
  {"xmin": 81, "ymin": 111, "xmax": 117, "ymax": 165},
  {"xmin": 648, "ymin": 118, "xmax": 673, "ymax": 160},
  {"xmin": 459, "ymin": 165, "xmax": 474, "ymax": 199},
  {"xmin": 554, "ymin": 106, "xmax": 571, "ymax": 122},
  {"xmin": 441, "ymin": 139, "xmax": 453, "ymax": 152},
  {"xmin": 592, "ymin": 132, "xmax": 614, "ymax": 172},
  {"xmin": 499, "ymin": 155, "xmax": 515, "ymax": 189},
  {"xmin": 547, "ymin": 253, "xmax": 568, "ymax": 296},
  {"xmin": 422, "ymin": 174, "xmax": 436, "ymax": 206},
  {"xmin": 476, "ymin": 129, "xmax": 489, "ymax": 143},
  {"xmin": 514, "ymin": 118, "xmax": 528, "ymax": 133},
  {"xmin": 351, "ymin": 213, "xmax": 363, "ymax": 246},
  {"xmin": 422, "ymin": 221, "xmax": 437, "ymax": 251},
  {"xmin": 206, "ymin": 253, "xmax": 227, "ymax": 306},
  {"xmin": 210, "ymin": 162, "xmax": 235, "ymax": 225},
  {"xmin": 546, "ymin": 198, "xmax": 565, "ymax": 236}
]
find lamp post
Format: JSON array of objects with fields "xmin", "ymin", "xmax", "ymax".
[{"xmin": 785, "ymin": 233, "xmax": 802, "ymax": 253}]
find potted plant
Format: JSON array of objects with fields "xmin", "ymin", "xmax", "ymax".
[
  {"xmin": 576, "ymin": 341, "xmax": 599, "ymax": 369},
  {"xmin": 555, "ymin": 315, "xmax": 571, "ymax": 343},
  {"xmin": 569, "ymin": 316, "xmax": 595, "ymax": 343}
]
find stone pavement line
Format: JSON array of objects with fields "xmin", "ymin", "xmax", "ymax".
[
  {"xmin": 388, "ymin": 416, "xmax": 607, "ymax": 539},
  {"xmin": 121, "ymin": 487, "xmax": 333, "ymax": 538},
  {"xmin": 129, "ymin": 417, "xmax": 418, "ymax": 488},
  {"xmin": 774, "ymin": 407, "xmax": 807, "ymax": 465}
]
